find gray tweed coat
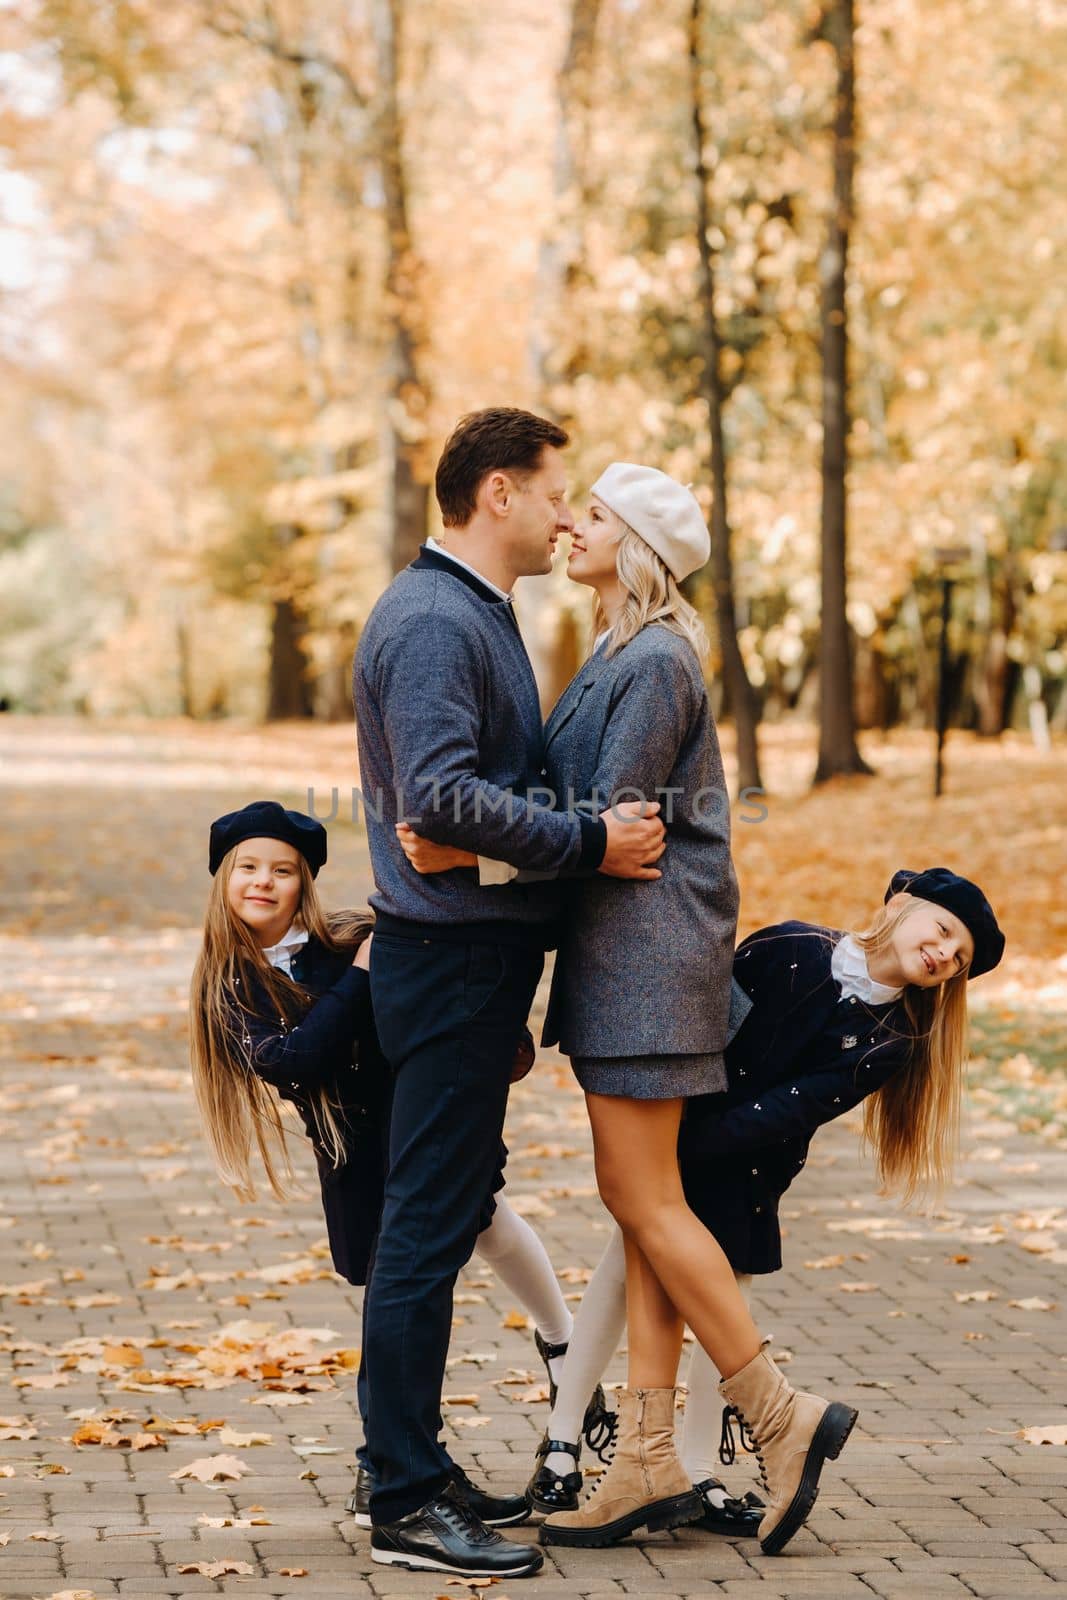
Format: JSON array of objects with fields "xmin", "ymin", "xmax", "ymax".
[{"xmin": 541, "ymin": 623, "xmax": 740, "ymax": 1063}]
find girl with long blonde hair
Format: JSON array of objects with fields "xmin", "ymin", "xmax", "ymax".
[
  {"xmin": 518, "ymin": 867, "xmax": 1002, "ymax": 1533},
  {"xmin": 190, "ymin": 800, "xmax": 614, "ymax": 1532}
]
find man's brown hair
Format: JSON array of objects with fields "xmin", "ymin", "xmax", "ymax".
[{"xmin": 435, "ymin": 408, "xmax": 569, "ymax": 528}]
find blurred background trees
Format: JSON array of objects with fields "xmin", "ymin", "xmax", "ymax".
[{"xmin": 1, "ymin": 0, "xmax": 1064, "ymax": 766}]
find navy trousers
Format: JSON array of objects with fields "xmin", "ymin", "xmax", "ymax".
[{"xmin": 363, "ymin": 932, "xmax": 544, "ymax": 1523}]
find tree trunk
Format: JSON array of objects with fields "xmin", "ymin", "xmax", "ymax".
[
  {"xmin": 371, "ymin": 0, "xmax": 431, "ymax": 573},
  {"xmin": 528, "ymin": 0, "xmax": 601, "ymax": 402},
  {"xmin": 688, "ymin": 0, "xmax": 763, "ymax": 795},
  {"xmin": 521, "ymin": 0, "xmax": 602, "ymax": 704},
  {"xmin": 267, "ymin": 591, "xmax": 315, "ymax": 720},
  {"xmin": 814, "ymin": 0, "xmax": 873, "ymax": 783}
]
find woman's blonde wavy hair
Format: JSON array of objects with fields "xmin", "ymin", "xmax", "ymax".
[
  {"xmin": 855, "ymin": 898, "xmax": 970, "ymax": 1204},
  {"xmin": 189, "ymin": 847, "xmax": 373, "ymax": 1203},
  {"xmin": 593, "ymin": 520, "xmax": 709, "ymax": 665}
]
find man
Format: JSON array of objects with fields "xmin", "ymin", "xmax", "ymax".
[{"xmin": 352, "ymin": 408, "xmax": 665, "ymax": 1578}]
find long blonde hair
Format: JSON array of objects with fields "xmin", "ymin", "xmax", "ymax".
[
  {"xmin": 593, "ymin": 524, "xmax": 709, "ymax": 664},
  {"xmin": 855, "ymin": 901, "xmax": 969, "ymax": 1204},
  {"xmin": 189, "ymin": 848, "xmax": 373, "ymax": 1202}
]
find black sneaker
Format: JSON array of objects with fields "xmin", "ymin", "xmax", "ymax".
[
  {"xmin": 693, "ymin": 1475, "xmax": 764, "ymax": 1536},
  {"xmin": 370, "ymin": 1481, "xmax": 544, "ymax": 1577},
  {"xmin": 350, "ymin": 1463, "xmax": 530, "ymax": 1530},
  {"xmin": 345, "ymin": 1463, "xmax": 373, "ymax": 1528},
  {"xmin": 527, "ymin": 1434, "xmax": 582, "ymax": 1514},
  {"xmin": 450, "ymin": 1462, "xmax": 531, "ymax": 1527}
]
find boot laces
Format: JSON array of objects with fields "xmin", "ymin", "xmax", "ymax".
[
  {"xmin": 719, "ymin": 1403, "xmax": 768, "ymax": 1492},
  {"xmin": 582, "ymin": 1385, "xmax": 618, "ymax": 1464}
]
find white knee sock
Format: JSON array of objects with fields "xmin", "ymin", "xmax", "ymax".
[
  {"xmin": 542, "ymin": 1225, "xmax": 628, "ymax": 1476},
  {"xmin": 474, "ymin": 1197, "xmax": 573, "ymax": 1359},
  {"xmin": 679, "ymin": 1271, "xmax": 753, "ymax": 1489}
]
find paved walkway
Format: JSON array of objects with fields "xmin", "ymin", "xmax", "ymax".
[{"xmin": 1, "ymin": 722, "xmax": 1066, "ymax": 1599}]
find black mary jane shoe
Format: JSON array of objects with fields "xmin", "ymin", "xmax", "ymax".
[
  {"xmin": 370, "ymin": 1481, "xmax": 543, "ymax": 1578},
  {"xmin": 527, "ymin": 1435, "xmax": 582, "ymax": 1515},
  {"xmin": 534, "ymin": 1330, "xmax": 618, "ymax": 1464},
  {"xmin": 351, "ymin": 1462, "xmax": 530, "ymax": 1530},
  {"xmin": 692, "ymin": 1475, "xmax": 764, "ymax": 1537}
]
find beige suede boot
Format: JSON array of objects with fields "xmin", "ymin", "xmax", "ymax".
[
  {"xmin": 718, "ymin": 1343, "xmax": 858, "ymax": 1555},
  {"xmin": 540, "ymin": 1387, "xmax": 701, "ymax": 1548}
]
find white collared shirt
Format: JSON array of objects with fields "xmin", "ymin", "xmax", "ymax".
[
  {"xmin": 831, "ymin": 933, "xmax": 903, "ymax": 1005},
  {"xmin": 426, "ymin": 536, "xmax": 513, "ymax": 603},
  {"xmin": 261, "ymin": 923, "xmax": 310, "ymax": 977}
]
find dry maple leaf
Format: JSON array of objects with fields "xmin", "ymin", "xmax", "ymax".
[
  {"xmin": 501, "ymin": 1310, "xmax": 531, "ymax": 1330},
  {"xmin": 1009, "ymin": 1297, "xmax": 1056, "ymax": 1311},
  {"xmin": 442, "ymin": 1394, "xmax": 480, "ymax": 1407},
  {"xmin": 954, "ymin": 1290, "xmax": 998, "ymax": 1303},
  {"xmin": 198, "ymin": 1513, "xmax": 272, "ymax": 1528},
  {"xmin": 1016, "ymin": 1425, "xmax": 1067, "ymax": 1446},
  {"xmin": 101, "ymin": 1344, "xmax": 145, "ymax": 1367},
  {"xmin": 837, "ymin": 1281, "xmax": 879, "ymax": 1294},
  {"xmin": 804, "ymin": 1254, "xmax": 846, "ymax": 1269},
  {"xmin": 177, "ymin": 1560, "xmax": 255, "ymax": 1577},
  {"xmin": 279, "ymin": 1568, "xmax": 308, "ymax": 1577},
  {"xmin": 218, "ymin": 1426, "xmax": 272, "ymax": 1447},
  {"xmin": 170, "ymin": 1452, "xmax": 249, "ymax": 1483},
  {"xmin": 38, "ymin": 1592, "xmax": 95, "ymax": 1599},
  {"xmin": 1019, "ymin": 1233, "xmax": 1058, "ymax": 1254}
]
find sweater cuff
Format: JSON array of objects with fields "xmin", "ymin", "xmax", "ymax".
[
  {"xmin": 333, "ymin": 965, "xmax": 371, "ymax": 999},
  {"xmin": 577, "ymin": 813, "xmax": 608, "ymax": 872}
]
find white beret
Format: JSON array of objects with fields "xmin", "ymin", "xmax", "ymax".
[{"xmin": 590, "ymin": 462, "xmax": 711, "ymax": 583}]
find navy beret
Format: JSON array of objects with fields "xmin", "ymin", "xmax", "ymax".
[
  {"xmin": 209, "ymin": 801, "xmax": 327, "ymax": 879},
  {"xmin": 885, "ymin": 867, "xmax": 1004, "ymax": 979}
]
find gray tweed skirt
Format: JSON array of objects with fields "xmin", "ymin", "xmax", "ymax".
[{"xmin": 571, "ymin": 1051, "xmax": 727, "ymax": 1100}]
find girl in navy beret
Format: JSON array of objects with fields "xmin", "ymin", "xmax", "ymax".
[
  {"xmin": 190, "ymin": 801, "xmax": 611, "ymax": 1526},
  {"xmin": 528, "ymin": 866, "xmax": 1003, "ymax": 1534}
]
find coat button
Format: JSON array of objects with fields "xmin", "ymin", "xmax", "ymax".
[{"xmin": 755, "ymin": 1205, "xmax": 762, "ymax": 1214}]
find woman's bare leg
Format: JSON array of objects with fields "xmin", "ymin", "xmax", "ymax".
[
  {"xmin": 586, "ymin": 1092, "xmax": 760, "ymax": 1381},
  {"xmin": 623, "ymin": 1232, "xmax": 685, "ymax": 1388}
]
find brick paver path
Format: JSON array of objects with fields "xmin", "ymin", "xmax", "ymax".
[{"xmin": 1, "ymin": 722, "xmax": 1065, "ymax": 1599}]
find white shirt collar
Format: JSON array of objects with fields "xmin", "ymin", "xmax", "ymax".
[
  {"xmin": 262, "ymin": 923, "xmax": 310, "ymax": 975},
  {"xmin": 426, "ymin": 536, "xmax": 513, "ymax": 603},
  {"xmin": 831, "ymin": 933, "xmax": 904, "ymax": 1005}
]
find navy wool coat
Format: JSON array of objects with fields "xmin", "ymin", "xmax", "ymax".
[
  {"xmin": 230, "ymin": 936, "xmax": 390, "ymax": 1286},
  {"xmin": 679, "ymin": 922, "xmax": 915, "ymax": 1274},
  {"xmin": 541, "ymin": 624, "xmax": 739, "ymax": 1063}
]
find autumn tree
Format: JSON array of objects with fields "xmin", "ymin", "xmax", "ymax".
[
  {"xmin": 814, "ymin": 0, "xmax": 873, "ymax": 779},
  {"xmin": 688, "ymin": 0, "xmax": 763, "ymax": 793}
]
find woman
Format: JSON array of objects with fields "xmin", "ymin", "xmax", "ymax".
[
  {"xmin": 397, "ymin": 465, "xmax": 858, "ymax": 1557},
  {"xmin": 524, "ymin": 869, "xmax": 1003, "ymax": 1530}
]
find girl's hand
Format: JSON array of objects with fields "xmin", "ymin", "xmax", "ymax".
[
  {"xmin": 395, "ymin": 822, "xmax": 477, "ymax": 875},
  {"xmin": 354, "ymin": 932, "xmax": 373, "ymax": 971}
]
